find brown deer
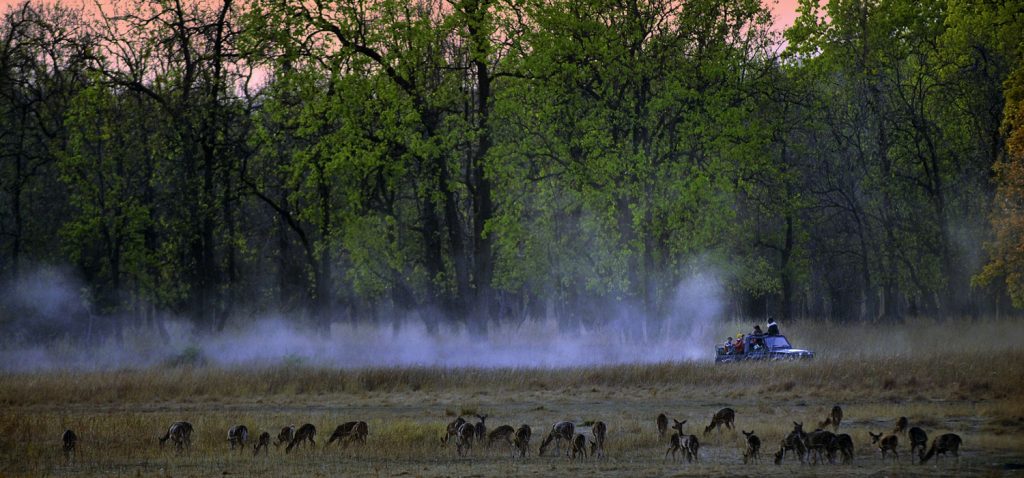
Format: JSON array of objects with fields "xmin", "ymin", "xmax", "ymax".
[
  {"xmin": 908, "ymin": 427, "xmax": 928, "ymax": 462},
  {"xmin": 487, "ymin": 425, "xmax": 515, "ymax": 448},
  {"xmin": 666, "ymin": 419, "xmax": 698, "ymax": 463},
  {"xmin": 253, "ymin": 432, "xmax": 270, "ymax": 456},
  {"xmin": 804, "ymin": 429, "xmax": 837, "ymax": 464},
  {"xmin": 539, "ymin": 421, "xmax": 575, "ymax": 456},
  {"xmin": 285, "ymin": 423, "xmax": 317, "ymax": 453},
  {"xmin": 657, "ymin": 413, "xmax": 668, "ymax": 438},
  {"xmin": 227, "ymin": 425, "xmax": 249, "ymax": 451},
  {"xmin": 455, "ymin": 421, "xmax": 475, "ymax": 456},
  {"xmin": 441, "ymin": 416, "xmax": 467, "ymax": 446},
  {"xmin": 869, "ymin": 431, "xmax": 899, "ymax": 461},
  {"xmin": 159, "ymin": 421, "xmax": 193, "ymax": 451},
  {"xmin": 742, "ymin": 430, "xmax": 760, "ymax": 464},
  {"xmin": 62, "ymin": 429, "xmax": 77, "ymax": 461},
  {"xmin": 818, "ymin": 405, "xmax": 843, "ymax": 431},
  {"xmin": 703, "ymin": 407, "xmax": 735, "ymax": 435},
  {"xmin": 919, "ymin": 433, "xmax": 961, "ymax": 465},
  {"xmin": 569, "ymin": 433, "xmax": 588, "ymax": 460},
  {"xmin": 589, "ymin": 421, "xmax": 607, "ymax": 459},
  {"xmin": 774, "ymin": 422, "xmax": 807, "ymax": 465},
  {"xmin": 831, "ymin": 433, "xmax": 854, "ymax": 464},
  {"xmin": 894, "ymin": 417, "xmax": 909, "ymax": 435},
  {"xmin": 274, "ymin": 425, "xmax": 295, "ymax": 448},
  {"xmin": 513, "ymin": 424, "xmax": 532, "ymax": 458},
  {"xmin": 474, "ymin": 414, "xmax": 488, "ymax": 442},
  {"xmin": 326, "ymin": 421, "xmax": 369, "ymax": 447}
]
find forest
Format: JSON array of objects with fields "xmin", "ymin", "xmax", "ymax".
[{"xmin": 1, "ymin": 0, "xmax": 1022, "ymax": 342}]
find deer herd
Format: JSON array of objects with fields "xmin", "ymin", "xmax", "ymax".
[{"xmin": 56, "ymin": 405, "xmax": 964, "ymax": 467}]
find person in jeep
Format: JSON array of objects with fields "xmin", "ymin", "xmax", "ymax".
[{"xmin": 767, "ymin": 316, "xmax": 779, "ymax": 335}]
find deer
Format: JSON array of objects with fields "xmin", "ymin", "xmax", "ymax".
[
  {"xmin": 253, "ymin": 431, "xmax": 271, "ymax": 456},
  {"xmin": 665, "ymin": 419, "xmax": 698, "ymax": 463},
  {"xmin": 804, "ymin": 429, "xmax": 837, "ymax": 464},
  {"xmin": 327, "ymin": 421, "xmax": 369, "ymax": 447},
  {"xmin": 513, "ymin": 424, "xmax": 532, "ymax": 458},
  {"xmin": 539, "ymin": 421, "xmax": 575, "ymax": 456},
  {"xmin": 487, "ymin": 425, "xmax": 515, "ymax": 448},
  {"xmin": 159, "ymin": 421, "xmax": 193, "ymax": 451},
  {"xmin": 831, "ymin": 433, "xmax": 854, "ymax": 464},
  {"xmin": 742, "ymin": 430, "xmax": 761, "ymax": 464},
  {"xmin": 285, "ymin": 423, "xmax": 317, "ymax": 453},
  {"xmin": 227, "ymin": 425, "xmax": 249, "ymax": 451},
  {"xmin": 869, "ymin": 431, "xmax": 899, "ymax": 461},
  {"xmin": 894, "ymin": 416, "xmax": 909, "ymax": 435},
  {"xmin": 455, "ymin": 421, "xmax": 475, "ymax": 456},
  {"xmin": 703, "ymin": 407, "xmax": 735, "ymax": 435},
  {"xmin": 908, "ymin": 427, "xmax": 928, "ymax": 463},
  {"xmin": 274, "ymin": 426, "xmax": 295, "ymax": 448},
  {"xmin": 818, "ymin": 405, "xmax": 843, "ymax": 431},
  {"xmin": 657, "ymin": 413, "xmax": 668, "ymax": 438},
  {"xmin": 919, "ymin": 433, "xmax": 961, "ymax": 465},
  {"xmin": 474, "ymin": 414, "xmax": 488, "ymax": 442},
  {"xmin": 774, "ymin": 422, "xmax": 807, "ymax": 465},
  {"xmin": 441, "ymin": 416, "xmax": 467, "ymax": 446},
  {"xmin": 62, "ymin": 429, "xmax": 77, "ymax": 462},
  {"xmin": 589, "ymin": 421, "xmax": 607, "ymax": 459},
  {"xmin": 569, "ymin": 433, "xmax": 588, "ymax": 460}
]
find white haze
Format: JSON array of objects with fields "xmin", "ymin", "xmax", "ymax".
[{"xmin": 0, "ymin": 270, "xmax": 724, "ymax": 372}]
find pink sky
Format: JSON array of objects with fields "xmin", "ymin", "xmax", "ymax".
[{"xmin": 2, "ymin": 0, "xmax": 803, "ymax": 30}]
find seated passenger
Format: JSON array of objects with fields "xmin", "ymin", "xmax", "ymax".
[
  {"xmin": 752, "ymin": 325, "xmax": 764, "ymax": 336},
  {"xmin": 722, "ymin": 337, "xmax": 734, "ymax": 354},
  {"xmin": 733, "ymin": 334, "xmax": 745, "ymax": 354}
]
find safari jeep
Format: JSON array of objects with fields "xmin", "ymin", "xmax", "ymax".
[{"xmin": 714, "ymin": 334, "xmax": 814, "ymax": 363}]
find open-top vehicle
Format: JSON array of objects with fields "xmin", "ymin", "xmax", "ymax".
[{"xmin": 714, "ymin": 334, "xmax": 814, "ymax": 363}]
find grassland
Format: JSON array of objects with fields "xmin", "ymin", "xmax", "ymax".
[{"xmin": 1, "ymin": 318, "xmax": 1023, "ymax": 477}]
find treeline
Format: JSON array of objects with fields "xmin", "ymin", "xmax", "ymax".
[{"xmin": 1, "ymin": 0, "xmax": 1022, "ymax": 340}]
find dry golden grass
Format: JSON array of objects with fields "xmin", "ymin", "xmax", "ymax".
[{"xmin": 1, "ymin": 318, "xmax": 1023, "ymax": 477}]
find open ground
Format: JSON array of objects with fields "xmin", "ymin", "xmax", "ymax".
[{"xmin": 1, "ymin": 318, "xmax": 1023, "ymax": 477}]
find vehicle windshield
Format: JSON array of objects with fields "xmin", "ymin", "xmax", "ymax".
[{"xmin": 765, "ymin": 335, "xmax": 792, "ymax": 349}]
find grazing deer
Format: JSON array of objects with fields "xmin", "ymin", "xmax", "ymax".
[
  {"xmin": 253, "ymin": 432, "xmax": 270, "ymax": 456},
  {"xmin": 908, "ymin": 427, "xmax": 928, "ymax": 462},
  {"xmin": 159, "ymin": 421, "xmax": 193, "ymax": 451},
  {"xmin": 441, "ymin": 417, "xmax": 467, "ymax": 446},
  {"xmin": 589, "ymin": 421, "xmax": 607, "ymax": 459},
  {"xmin": 666, "ymin": 419, "xmax": 698, "ymax": 463},
  {"xmin": 487, "ymin": 425, "xmax": 516, "ymax": 448},
  {"xmin": 703, "ymin": 407, "xmax": 735, "ymax": 435},
  {"xmin": 539, "ymin": 421, "xmax": 575, "ymax": 456},
  {"xmin": 804, "ymin": 429, "xmax": 837, "ymax": 464},
  {"xmin": 285, "ymin": 424, "xmax": 316, "ymax": 453},
  {"xmin": 831, "ymin": 433, "xmax": 854, "ymax": 464},
  {"xmin": 455, "ymin": 421, "xmax": 475, "ymax": 456},
  {"xmin": 742, "ymin": 430, "xmax": 761, "ymax": 464},
  {"xmin": 274, "ymin": 425, "xmax": 295, "ymax": 448},
  {"xmin": 227, "ymin": 425, "xmax": 249, "ymax": 451},
  {"xmin": 774, "ymin": 422, "xmax": 807, "ymax": 465},
  {"xmin": 869, "ymin": 432, "xmax": 899, "ymax": 461},
  {"xmin": 570, "ymin": 433, "xmax": 588, "ymax": 460},
  {"xmin": 513, "ymin": 424, "xmax": 532, "ymax": 458},
  {"xmin": 894, "ymin": 416, "xmax": 909, "ymax": 435},
  {"xmin": 819, "ymin": 405, "xmax": 843, "ymax": 431},
  {"xmin": 327, "ymin": 421, "xmax": 368, "ymax": 447},
  {"xmin": 62, "ymin": 429, "xmax": 77, "ymax": 461},
  {"xmin": 681, "ymin": 434, "xmax": 700, "ymax": 463},
  {"xmin": 919, "ymin": 433, "xmax": 961, "ymax": 465},
  {"xmin": 657, "ymin": 413, "xmax": 668, "ymax": 438},
  {"xmin": 474, "ymin": 414, "xmax": 488, "ymax": 442}
]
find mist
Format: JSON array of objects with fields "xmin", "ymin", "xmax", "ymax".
[{"xmin": 0, "ymin": 270, "xmax": 724, "ymax": 372}]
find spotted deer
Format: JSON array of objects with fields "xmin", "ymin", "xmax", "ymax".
[
  {"xmin": 159, "ymin": 421, "xmax": 193, "ymax": 451},
  {"xmin": 657, "ymin": 413, "xmax": 668, "ymax": 438},
  {"xmin": 513, "ymin": 424, "xmax": 532, "ymax": 458},
  {"xmin": 474, "ymin": 414, "xmax": 488, "ymax": 442},
  {"xmin": 909, "ymin": 427, "xmax": 928, "ymax": 462},
  {"xmin": 62, "ymin": 429, "xmax": 77, "ymax": 461},
  {"xmin": 274, "ymin": 426, "xmax": 295, "ymax": 448},
  {"xmin": 818, "ymin": 405, "xmax": 843, "ymax": 431},
  {"xmin": 441, "ymin": 417, "xmax": 467, "ymax": 446},
  {"xmin": 455, "ymin": 421, "xmax": 475, "ymax": 456},
  {"xmin": 894, "ymin": 417, "xmax": 909, "ymax": 435},
  {"xmin": 589, "ymin": 421, "xmax": 607, "ymax": 459},
  {"xmin": 804, "ymin": 429, "xmax": 837, "ymax": 464},
  {"xmin": 831, "ymin": 433, "xmax": 854, "ymax": 464},
  {"xmin": 285, "ymin": 423, "xmax": 317, "ymax": 453},
  {"xmin": 703, "ymin": 407, "xmax": 735, "ymax": 435},
  {"xmin": 569, "ymin": 433, "xmax": 588, "ymax": 460},
  {"xmin": 869, "ymin": 431, "xmax": 899, "ymax": 461},
  {"xmin": 742, "ymin": 430, "xmax": 761, "ymax": 464},
  {"xmin": 539, "ymin": 421, "xmax": 575, "ymax": 456},
  {"xmin": 253, "ymin": 432, "xmax": 270, "ymax": 456},
  {"xmin": 327, "ymin": 421, "xmax": 369, "ymax": 447},
  {"xmin": 227, "ymin": 425, "xmax": 249, "ymax": 451},
  {"xmin": 665, "ymin": 419, "xmax": 698, "ymax": 463},
  {"xmin": 919, "ymin": 433, "xmax": 961, "ymax": 464},
  {"xmin": 487, "ymin": 425, "xmax": 515, "ymax": 448},
  {"xmin": 774, "ymin": 422, "xmax": 807, "ymax": 465}
]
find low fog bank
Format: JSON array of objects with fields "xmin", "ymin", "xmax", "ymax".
[{"xmin": 0, "ymin": 272, "xmax": 723, "ymax": 373}]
